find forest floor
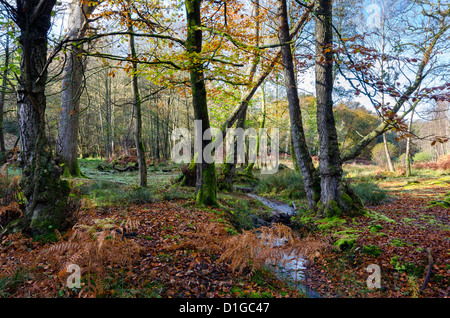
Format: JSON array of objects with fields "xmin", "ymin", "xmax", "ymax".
[
  {"xmin": 0, "ymin": 159, "xmax": 448, "ymax": 298},
  {"xmin": 302, "ymin": 176, "xmax": 449, "ymax": 298}
]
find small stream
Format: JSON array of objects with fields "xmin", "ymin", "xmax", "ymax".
[
  {"xmin": 247, "ymin": 193, "xmax": 321, "ymax": 298},
  {"xmin": 247, "ymin": 194, "xmax": 297, "ymax": 216}
]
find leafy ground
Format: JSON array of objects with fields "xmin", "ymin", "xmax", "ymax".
[
  {"xmin": 302, "ymin": 176, "xmax": 449, "ymax": 298},
  {"xmin": 0, "ymin": 159, "xmax": 449, "ymax": 298},
  {"xmin": 0, "ymin": 159, "xmax": 301, "ymax": 298}
]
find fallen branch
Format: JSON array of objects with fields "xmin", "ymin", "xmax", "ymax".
[{"xmin": 419, "ymin": 248, "xmax": 433, "ymax": 294}]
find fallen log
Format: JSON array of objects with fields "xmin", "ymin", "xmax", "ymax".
[{"xmin": 113, "ymin": 162, "xmax": 138, "ymax": 172}]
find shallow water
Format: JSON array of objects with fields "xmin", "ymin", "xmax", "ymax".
[
  {"xmin": 248, "ymin": 193, "xmax": 321, "ymax": 298},
  {"xmin": 247, "ymin": 193, "xmax": 296, "ymax": 216}
]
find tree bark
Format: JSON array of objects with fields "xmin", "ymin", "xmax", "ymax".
[
  {"xmin": 104, "ymin": 68, "xmax": 113, "ymax": 158},
  {"xmin": 185, "ymin": 0, "xmax": 217, "ymax": 206},
  {"xmin": 278, "ymin": 0, "xmax": 320, "ymax": 209},
  {"xmin": 16, "ymin": 0, "xmax": 70, "ymax": 235}
]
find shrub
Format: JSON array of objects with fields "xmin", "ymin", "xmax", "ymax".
[
  {"xmin": 161, "ymin": 187, "xmax": 191, "ymax": 201},
  {"xmin": 371, "ymin": 142, "xmax": 399, "ymax": 167},
  {"xmin": 412, "ymin": 151, "xmax": 433, "ymax": 163},
  {"xmin": 349, "ymin": 181, "xmax": 387, "ymax": 205}
]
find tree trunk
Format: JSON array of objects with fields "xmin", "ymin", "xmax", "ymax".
[
  {"xmin": 155, "ymin": 115, "xmax": 160, "ymax": 160},
  {"xmin": 405, "ymin": 111, "xmax": 414, "ymax": 177},
  {"xmin": 127, "ymin": 6, "xmax": 147, "ymax": 188},
  {"xmin": 16, "ymin": 0, "xmax": 70, "ymax": 236},
  {"xmin": 185, "ymin": 0, "xmax": 217, "ymax": 206},
  {"xmin": 56, "ymin": 0, "xmax": 98, "ymax": 177},
  {"xmin": 314, "ymin": 0, "xmax": 363, "ymax": 217},
  {"xmin": 383, "ymin": 132, "xmax": 395, "ymax": 172},
  {"xmin": 278, "ymin": 0, "xmax": 320, "ymax": 209},
  {"xmin": 105, "ymin": 69, "xmax": 113, "ymax": 158}
]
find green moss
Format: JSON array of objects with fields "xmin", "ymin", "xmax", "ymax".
[
  {"xmin": 195, "ymin": 163, "xmax": 218, "ymax": 206},
  {"xmin": 339, "ymin": 190, "xmax": 367, "ymax": 216},
  {"xmin": 61, "ymin": 166, "xmax": 72, "ymax": 178},
  {"xmin": 314, "ymin": 216, "xmax": 346, "ymax": 232},
  {"xmin": 367, "ymin": 210, "xmax": 396, "ymax": 223},
  {"xmin": 61, "ymin": 162, "xmax": 88, "ymax": 178},
  {"xmin": 369, "ymin": 224, "xmax": 384, "ymax": 233},
  {"xmin": 28, "ymin": 176, "xmax": 71, "ymax": 236},
  {"xmin": 316, "ymin": 200, "xmax": 324, "ymax": 213},
  {"xmin": 361, "ymin": 245, "xmax": 383, "ymax": 257},
  {"xmin": 33, "ymin": 230, "xmax": 60, "ymax": 244},
  {"xmin": 390, "ymin": 238, "xmax": 409, "ymax": 247},
  {"xmin": 390, "ymin": 255, "xmax": 425, "ymax": 277},
  {"xmin": 334, "ymin": 234, "xmax": 357, "ymax": 251},
  {"xmin": 340, "ymin": 192, "xmax": 354, "ymax": 207},
  {"xmin": 326, "ymin": 200, "xmax": 342, "ymax": 218}
]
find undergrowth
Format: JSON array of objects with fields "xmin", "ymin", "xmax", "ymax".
[
  {"xmin": 349, "ymin": 181, "xmax": 388, "ymax": 205},
  {"xmin": 255, "ymin": 169, "xmax": 305, "ymax": 200}
]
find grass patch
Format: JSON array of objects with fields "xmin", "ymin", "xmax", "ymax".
[
  {"xmin": 349, "ymin": 181, "xmax": 388, "ymax": 205},
  {"xmin": 161, "ymin": 187, "xmax": 193, "ymax": 201},
  {"xmin": 72, "ymin": 179, "xmax": 156, "ymax": 206},
  {"xmin": 255, "ymin": 169, "xmax": 305, "ymax": 201}
]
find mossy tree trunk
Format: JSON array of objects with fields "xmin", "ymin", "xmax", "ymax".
[
  {"xmin": 185, "ymin": 0, "xmax": 217, "ymax": 206},
  {"xmin": 314, "ymin": 0, "xmax": 363, "ymax": 217},
  {"xmin": 277, "ymin": 0, "xmax": 320, "ymax": 209},
  {"xmin": 16, "ymin": 0, "xmax": 70, "ymax": 235}
]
